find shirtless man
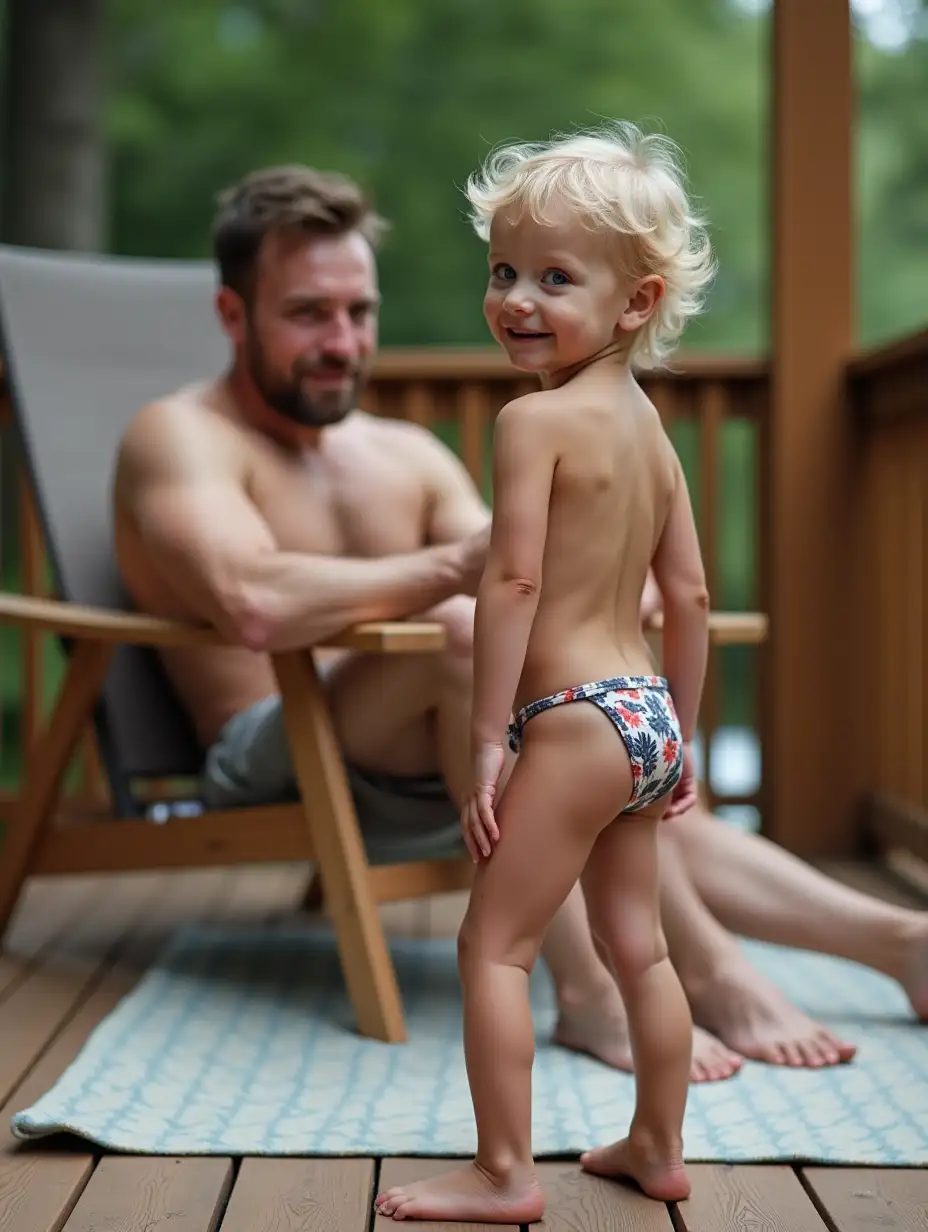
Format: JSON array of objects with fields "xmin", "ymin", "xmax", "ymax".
[{"xmin": 113, "ymin": 163, "xmax": 927, "ymax": 1089}]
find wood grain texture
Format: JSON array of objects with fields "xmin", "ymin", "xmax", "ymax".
[
  {"xmin": 221, "ymin": 1158, "xmax": 375, "ymax": 1232},
  {"xmin": 535, "ymin": 1162, "xmax": 674, "ymax": 1231},
  {"xmin": 61, "ymin": 1157, "xmax": 233, "ymax": 1232},
  {"xmin": 802, "ymin": 1166, "xmax": 928, "ymax": 1232},
  {"xmin": 675, "ymin": 1164, "xmax": 829, "ymax": 1232}
]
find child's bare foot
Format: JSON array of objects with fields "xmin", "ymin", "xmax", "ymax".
[
  {"xmin": 580, "ymin": 1134, "xmax": 691, "ymax": 1202},
  {"xmin": 687, "ymin": 963, "xmax": 856, "ymax": 1067},
  {"xmin": 374, "ymin": 1161, "xmax": 545, "ymax": 1223},
  {"xmin": 555, "ymin": 990, "xmax": 742, "ymax": 1082}
]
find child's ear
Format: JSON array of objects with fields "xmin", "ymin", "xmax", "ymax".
[{"xmin": 618, "ymin": 275, "xmax": 665, "ymax": 333}]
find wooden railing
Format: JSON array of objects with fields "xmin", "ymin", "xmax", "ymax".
[
  {"xmin": 848, "ymin": 327, "xmax": 928, "ymax": 869},
  {"xmin": 0, "ymin": 350, "xmax": 770, "ymax": 816},
  {"xmin": 370, "ymin": 349, "xmax": 771, "ymax": 816}
]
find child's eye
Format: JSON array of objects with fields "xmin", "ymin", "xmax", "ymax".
[
  {"xmin": 542, "ymin": 269, "xmax": 571, "ymax": 286},
  {"xmin": 491, "ymin": 263, "xmax": 516, "ymax": 281}
]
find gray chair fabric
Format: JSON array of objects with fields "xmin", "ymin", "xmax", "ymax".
[{"xmin": 0, "ymin": 243, "xmax": 227, "ymax": 812}]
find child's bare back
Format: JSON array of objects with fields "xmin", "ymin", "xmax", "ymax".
[{"xmin": 514, "ymin": 366, "xmax": 675, "ymax": 708}]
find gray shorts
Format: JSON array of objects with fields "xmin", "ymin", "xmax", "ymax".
[{"xmin": 200, "ymin": 694, "xmax": 464, "ymax": 866}]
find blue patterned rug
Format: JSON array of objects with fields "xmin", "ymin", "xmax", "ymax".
[{"xmin": 11, "ymin": 923, "xmax": 928, "ymax": 1162}]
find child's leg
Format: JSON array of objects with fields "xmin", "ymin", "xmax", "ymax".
[
  {"xmin": 579, "ymin": 813, "xmax": 693, "ymax": 1202},
  {"xmin": 376, "ymin": 706, "xmax": 635, "ymax": 1223}
]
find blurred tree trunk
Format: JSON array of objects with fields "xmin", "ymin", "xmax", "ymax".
[
  {"xmin": 0, "ymin": 0, "xmax": 107, "ymax": 564},
  {"xmin": 1, "ymin": 0, "xmax": 107, "ymax": 249}
]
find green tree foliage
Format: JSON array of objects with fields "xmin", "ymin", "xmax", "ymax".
[
  {"xmin": 856, "ymin": 9, "xmax": 928, "ymax": 345},
  {"xmin": 105, "ymin": 0, "xmax": 767, "ymax": 349},
  {"xmin": 105, "ymin": 1, "xmax": 926, "ymax": 351}
]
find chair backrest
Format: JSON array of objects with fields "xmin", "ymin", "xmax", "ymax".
[{"xmin": 0, "ymin": 243, "xmax": 229, "ymax": 813}]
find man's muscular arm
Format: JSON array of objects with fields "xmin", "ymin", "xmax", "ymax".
[
  {"xmin": 115, "ymin": 404, "xmax": 471, "ymax": 653},
  {"xmin": 410, "ymin": 422, "xmax": 492, "ymax": 544}
]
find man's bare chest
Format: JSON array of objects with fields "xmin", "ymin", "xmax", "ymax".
[{"xmin": 248, "ymin": 448, "xmax": 428, "ymax": 559}]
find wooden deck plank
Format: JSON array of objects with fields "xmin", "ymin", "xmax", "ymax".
[
  {"xmin": 0, "ymin": 872, "xmax": 167, "ymax": 1111},
  {"xmin": 535, "ymin": 1162, "xmax": 675, "ymax": 1229},
  {"xmin": 3, "ymin": 863, "xmax": 921, "ymax": 1231},
  {"xmin": 0, "ymin": 878, "xmax": 98, "ymax": 1000},
  {"xmin": 0, "ymin": 871, "xmax": 234, "ymax": 1232},
  {"xmin": 802, "ymin": 1167, "xmax": 928, "ymax": 1231},
  {"xmin": 374, "ymin": 1160, "xmax": 520, "ymax": 1231},
  {"xmin": 60, "ymin": 1158, "xmax": 233, "ymax": 1232},
  {"xmin": 0, "ymin": 868, "xmax": 294, "ymax": 1232},
  {"xmin": 675, "ymin": 1164, "xmax": 830, "ymax": 1231},
  {"xmin": 219, "ymin": 1158, "xmax": 375, "ymax": 1232}
]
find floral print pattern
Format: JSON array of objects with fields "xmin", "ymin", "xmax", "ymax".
[{"xmin": 508, "ymin": 675, "xmax": 683, "ymax": 812}]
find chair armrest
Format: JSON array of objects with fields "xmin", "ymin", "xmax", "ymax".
[
  {"xmin": 0, "ymin": 592, "xmax": 445, "ymax": 653},
  {"xmin": 0, "ymin": 591, "xmax": 765, "ymax": 650},
  {"xmin": 644, "ymin": 610, "xmax": 769, "ymax": 646}
]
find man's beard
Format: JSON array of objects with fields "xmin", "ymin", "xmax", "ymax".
[{"xmin": 245, "ymin": 334, "xmax": 365, "ymax": 428}]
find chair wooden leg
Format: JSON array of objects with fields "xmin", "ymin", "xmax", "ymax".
[
  {"xmin": 273, "ymin": 650, "xmax": 407, "ymax": 1043},
  {"xmin": 0, "ymin": 639, "xmax": 113, "ymax": 939},
  {"xmin": 300, "ymin": 868, "xmax": 325, "ymax": 913}
]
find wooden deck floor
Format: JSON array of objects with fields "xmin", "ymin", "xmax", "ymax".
[{"xmin": 0, "ymin": 864, "xmax": 926, "ymax": 1231}]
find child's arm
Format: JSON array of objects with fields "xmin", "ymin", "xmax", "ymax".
[
  {"xmin": 471, "ymin": 398, "xmax": 557, "ymax": 750},
  {"xmin": 651, "ymin": 455, "xmax": 709, "ymax": 745}
]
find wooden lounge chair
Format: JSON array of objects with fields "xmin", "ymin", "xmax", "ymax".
[
  {"xmin": 0, "ymin": 242, "xmax": 471, "ymax": 1045},
  {"xmin": 0, "ymin": 242, "xmax": 770, "ymax": 1045}
]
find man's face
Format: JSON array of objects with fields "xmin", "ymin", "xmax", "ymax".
[{"xmin": 242, "ymin": 229, "xmax": 380, "ymax": 428}]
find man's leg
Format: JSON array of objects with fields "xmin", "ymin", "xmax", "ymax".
[
  {"xmin": 547, "ymin": 877, "xmax": 742, "ymax": 1081},
  {"xmin": 658, "ymin": 823, "xmax": 855, "ymax": 1066},
  {"xmin": 667, "ymin": 803, "xmax": 928, "ymax": 1023}
]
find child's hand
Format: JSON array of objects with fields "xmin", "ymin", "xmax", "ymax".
[
  {"xmin": 460, "ymin": 741, "xmax": 505, "ymax": 862},
  {"xmin": 663, "ymin": 741, "xmax": 697, "ymax": 819}
]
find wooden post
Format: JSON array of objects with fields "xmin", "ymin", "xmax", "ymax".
[{"xmin": 768, "ymin": 0, "xmax": 858, "ymax": 855}]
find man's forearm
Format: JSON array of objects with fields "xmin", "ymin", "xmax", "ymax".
[{"xmin": 231, "ymin": 543, "xmax": 463, "ymax": 651}]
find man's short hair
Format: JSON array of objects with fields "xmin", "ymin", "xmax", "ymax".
[{"xmin": 212, "ymin": 164, "xmax": 389, "ymax": 300}]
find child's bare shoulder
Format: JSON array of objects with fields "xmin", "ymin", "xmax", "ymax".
[{"xmin": 494, "ymin": 388, "xmax": 565, "ymax": 443}]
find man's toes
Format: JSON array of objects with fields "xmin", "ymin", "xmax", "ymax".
[
  {"xmin": 824, "ymin": 1032, "xmax": 857, "ymax": 1063},
  {"xmin": 375, "ymin": 1189, "xmax": 405, "ymax": 1216},
  {"xmin": 756, "ymin": 1042, "xmax": 789, "ymax": 1065},
  {"xmin": 720, "ymin": 1052, "xmax": 743, "ymax": 1079},
  {"xmin": 782, "ymin": 1041, "xmax": 807, "ymax": 1067}
]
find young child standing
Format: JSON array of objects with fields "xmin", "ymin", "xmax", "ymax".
[{"xmin": 376, "ymin": 122, "xmax": 714, "ymax": 1224}]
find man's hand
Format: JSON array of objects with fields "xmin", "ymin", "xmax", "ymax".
[
  {"xmin": 663, "ymin": 741, "xmax": 698, "ymax": 819},
  {"xmin": 460, "ymin": 740, "xmax": 505, "ymax": 862},
  {"xmin": 452, "ymin": 525, "xmax": 491, "ymax": 596}
]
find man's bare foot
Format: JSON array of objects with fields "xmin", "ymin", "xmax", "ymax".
[
  {"xmin": 580, "ymin": 1134, "xmax": 691, "ymax": 1202},
  {"xmin": 687, "ymin": 964, "xmax": 857, "ymax": 1067},
  {"xmin": 555, "ymin": 994, "xmax": 743, "ymax": 1083},
  {"xmin": 374, "ymin": 1161, "xmax": 545, "ymax": 1223}
]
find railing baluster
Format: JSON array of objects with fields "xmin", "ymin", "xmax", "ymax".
[
  {"xmin": 697, "ymin": 382, "xmax": 725, "ymax": 809},
  {"xmin": 404, "ymin": 381, "xmax": 435, "ymax": 430},
  {"xmin": 457, "ymin": 383, "xmax": 489, "ymax": 490},
  {"xmin": 907, "ymin": 420, "xmax": 925, "ymax": 808}
]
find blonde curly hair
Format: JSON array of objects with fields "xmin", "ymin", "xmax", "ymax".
[{"xmin": 465, "ymin": 122, "xmax": 716, "ymax": 369}]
